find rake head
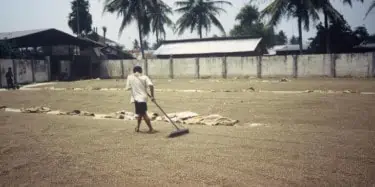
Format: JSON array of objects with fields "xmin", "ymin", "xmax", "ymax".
[{"xmin": 168, "ymin": 128, "xmax": 189, "ymax": 138}]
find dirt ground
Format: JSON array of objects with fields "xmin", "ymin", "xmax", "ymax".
[
  {"xmin": 1, "ymin": 79, "xmax": 375, "ymax": 186},
  {"xmin": 33, "ymin": 77, "xmax": 375, "ymax": 92}
]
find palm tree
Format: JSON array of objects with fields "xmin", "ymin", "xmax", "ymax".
[
  {"xmin": 149, "ymin": 0, "xmax": 173, "ymax": 43},
  {"xmin": 260, "ymin": 0, "xmax": 320, "ymax": 54},
  {"xmin": 174, "ymin": 0, "xmax": 232, "ymax": 39},
  {"xmin": 365, "ymin": 0, "xmax": 375, "ymax": 18},
  {"xmin": 102, "ymin": 0, "xmax": 153, "ymax": 59}
]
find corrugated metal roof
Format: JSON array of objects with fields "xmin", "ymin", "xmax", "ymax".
[
  {"xmin": 153, "ymin": 38, "xmax": 262, "ymax": 56},
  {"xmin": 0, "ymin": 28, "xmax": 50, "ymax": 40},
  {"xmin": 275, "ymin": 43, "xmax": 310, "ymax": 52},
  {"xmin": 354, "ymin": 42, "xmax": 375, "ymax": 49},
  {"xmin": 267, "ymin": 45, "xmax": 286, "ymax": 55}
]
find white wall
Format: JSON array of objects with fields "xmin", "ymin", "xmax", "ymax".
[
  {"xmin": 173, "ymin": 58, "xmax": 196, "ymax": 78},
  {"xmin": 14, "ymin": 59, "xmax": 33, "ymax": 84},
  {"xmin": 262, "ymin": 55, "xmax": 294, "ymax": 77},
  {"xmin": 199, "ymin": 57, "xmax": 222, "ymax": 78},
  {"xmin": 100, "ymin": 52, "xmax": 375, "ymax": 79},
  {"xmin": 298, "ymin": 54, "xmax": 331, "ymax": 77},
  {"xmin": 226, "ymin": 57, "xmax": 257, "ymax": 78},
  {"xmin": 34, "ymin": 60, "xmax": 49, "ymax": 82},
  {"xmin": 147, "ymin": 59, "xmax": 170, "ymax": 78},
  {"xmin": 336, "ymin": 53, "xmax": 372, "ymax": 77},
  {"xmin": 1, "ymin": 59, "xmax": 50, "ymax": 87}
]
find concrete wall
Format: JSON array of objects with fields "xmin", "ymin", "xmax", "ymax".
[
  {"xmin": 199, "ymin": 57, "xmax": 223, "ymax": 78},
  {"xmin": 34, "ymin": 60, "xmax": 49, "ymax": 82},
  {"xmin": 335, "ymin": 53, "xmax": 373, "ymax": 77},
  {"xmin": 14, "ymin": 59, "xmax": 33, "ymax": 84},
  {"xmin": 173, "ymin": 58, "xmax": 196, "ymax": 78},
  {"xmin": 0, "ymin": 59, "xmax": 50, "ymax": 87},
  {"xmin": 298, "ymin": 54, "xmax": 331, "ymax": 77},
  {"xmin": 100, "ymin": 52, "xmax": 375, "ymax": 79},
  {"xmin": 262, "ymin": 55, "xmax": 294, "ymax": 77},
  {"xmin": 226, "ymin": 57, "xmax": 258, "ymax": 78},
  {"xmin": 147, "ymin": 59, "xmax": 170, "ymax": 78}
]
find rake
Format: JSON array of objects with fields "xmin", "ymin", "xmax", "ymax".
[{"xmin": 147, "ymin": 93, "xmax": 190, "ymax": 138}]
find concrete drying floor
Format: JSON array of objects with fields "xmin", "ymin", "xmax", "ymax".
[{"xmin": 1, "ymin": 78, "xmax": 375, "ymax": 186}]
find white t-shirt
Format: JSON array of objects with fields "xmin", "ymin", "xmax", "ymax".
[{"xmin": 125, "ymin": 73, "xmax": 153, "ymax": 103}]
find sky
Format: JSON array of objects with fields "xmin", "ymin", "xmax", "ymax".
[{"xmin": 0, "ymin": 0, "xmax": 374, "ymax": 49}]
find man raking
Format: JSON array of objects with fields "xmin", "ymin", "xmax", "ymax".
[{"xmin": 126, "ymin": 66, "xmax": 156, "ymax": 133}]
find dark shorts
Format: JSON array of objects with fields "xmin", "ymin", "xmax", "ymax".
[{"xmin": 134, "ymin": 102, "xmax": 147, "ymax": 115}]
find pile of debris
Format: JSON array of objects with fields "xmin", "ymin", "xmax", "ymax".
[{"xmin": 1, "ymin": 106, "xmax": 239, "ymax": 126}]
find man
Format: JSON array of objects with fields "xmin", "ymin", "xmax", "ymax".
[
  {"xmin": 5, "ymin": 67, "xmax": 14, "ymax": 90},
  {"xmin": 125, "ymin": 66, "xmax": 156, "ymax": 133}
]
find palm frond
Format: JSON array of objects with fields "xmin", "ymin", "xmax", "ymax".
[
  {"xmin": 365, "ymin": 0, "xmax": 375, "ymax": 19},
  {"xmin": 209, "ymin": 13, "xmax": 226, "ymax": 34}
]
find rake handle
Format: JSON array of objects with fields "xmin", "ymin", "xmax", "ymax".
[{"xmin": 147, "ymin": 93, "xmax": 180, "ymax": 130}]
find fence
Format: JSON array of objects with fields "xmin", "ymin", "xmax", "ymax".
[
  {"xmin": 0, "ymin": 58, "xmax": 50, "ymax": 87},
  {"xmin": 99, "ymin": 52, "xmax": 375, "ymax": 79}
]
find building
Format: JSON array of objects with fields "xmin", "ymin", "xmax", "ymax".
[
  {"xmin": 153, "ymin": 36, "xmax": 265, "ymax": 59},
  {"xmin": 274, "ymin": 43, "xmax": 310, "ymax": 55},
  {"xmin": 353, "ymin": 41, "xmax": 375, "ymax": 53},
  {"xmin": 81, "ymin": 30, "xmax": 134, "ymax": 62},
  {"xmin": 126, "ymin": 49, "xmax": 156, "ymax": 60},
  {"xmin": 0, "ymin": 28, "xmax": 103, "ymax": 81}
]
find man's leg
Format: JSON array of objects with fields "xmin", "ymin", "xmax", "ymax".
[
  {"xmin": 139, "ymin": 102, "xmax": 155, "ymax": 132},
  {"xmin": 134, "ymin": 102, "xmax": 142, "ymax": 132},
  {"xmin": 142, "ymin": 114, "xmax": 154, "ymax": 132},
  {"xmin": 135, "ymin": 115, "xmax": 142, "ymax": 132}
]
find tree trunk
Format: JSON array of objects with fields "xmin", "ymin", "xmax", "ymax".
[
  {"xmin": 137, "ymin": 0, "xmax": 145, "ymax": 59},
  {"xmin": 198, "ymin": 23, "xmax": 203, "ymax": 39},
  {"xmin": 298, "ymin": 17, "xmax": 303, "ymax": 55},
  {"xmin": 156, "ymin": 30, "xmax": 159, "ymax": 44},
  {"xmin": 138, "ymin": 21, "xmax": 145, "ymax": 60},
  {"xmin": 324, "ymin": 11, "xmax": 331, "ymax": 54}
]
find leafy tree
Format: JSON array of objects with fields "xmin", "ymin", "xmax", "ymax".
[
  {"xmin": 68, "ymin": 0, "xmax": 93, "ymax": 36},
  {"xmin": 315, "ymin": 0, "xmax": 363, "ymax": 53},
  {"xmin": 275, "ymin": 30, "xmax": 287, "ymax": 45},
  {"xmin": 353, "ymin": 26, "xmax": 369, "ymax": 43},
  {"xmin": 290, "ymin": 35, "xmax": 299, "ymax": 45},
  {"xmin": 149, "ymin": 0, "xmax": 173, "ymax": 43},
  {"xmin": 174, "ymin": 0, "xmax": 232, "ymax": 39},
  {"xmin": 261, "ymin": 0, "xmax": 320, "ymax": 54},
  {"xmin": 308, "ymin": 15, "xmax": 368, "ymax": 53},
  {"xmin": 133, "ymin": 39, "xmax": 140, "ymax": 50}
]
